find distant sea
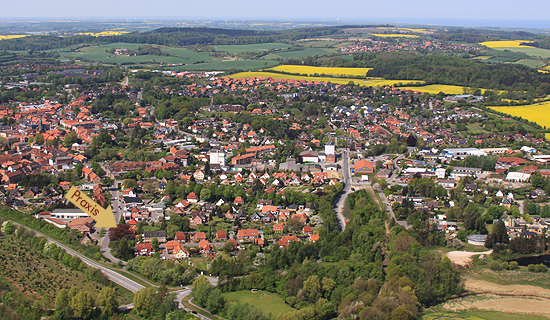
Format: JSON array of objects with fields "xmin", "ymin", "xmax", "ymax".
[{"xmin": 381, "ymin": 18, "xmax": 550, "ymax": 29}]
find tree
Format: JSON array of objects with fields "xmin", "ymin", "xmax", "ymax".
[
  {"xmin": 151, "ymin": 237, "xmax": 160, "ymax": 251},
  {"xmin": 124, "ymin": 179, "xmax": 138, "ymax": 190},
  {"xmin": 406, "ymin": 134, "xmax": 417, "ymax": 147},
  {"xmin": 55, "ymin": 288, "xmax": 71, "ymax": 318},
  {"xmin": 133, "ymin": 287, "xmax": 160, "ymax": 317},
  {"xmin": 200, "ymin": 188, "xmax": 212, "ymax": 201},
  {"xmin": 303, "ymin": 275, "xmax": 322, "ymax": 303},
  {"xmin": 35, "ymin": 132, "xmax": 44, "ymax": 145},
  {"xmin": 97, "ymin": 287, "xmax": 118, "ymax": 316},
  {"xmin": 206, "ymin": 288, "xmax": 225, "ymax": 314},
  {"xmin": 71, "ymin": 291, "xmax": 95, "ymax": 319}
]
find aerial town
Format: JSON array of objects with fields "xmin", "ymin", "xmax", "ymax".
[{"xmin": 3, "ymin": 20, "xmax": 550, "ymax": 320}]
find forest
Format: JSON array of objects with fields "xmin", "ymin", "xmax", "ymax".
[{"xmin": 0, "ymin": 26, "xmax": 350, "ymax": 51}]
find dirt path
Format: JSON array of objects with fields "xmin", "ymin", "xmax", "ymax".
[{"xmin": 446, "ymin": 250, "xmax": 492, "ymax": 267}]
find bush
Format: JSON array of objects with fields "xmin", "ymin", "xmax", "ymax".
[
  {"xmin": 509, "ymin": 261, "xmax": 519, "ymax": 270},
  {"xmin": 501, "ymin": 262, "xmax": 509, "ymax": 270},
  {"xmin": 488, "ymin": 261, "xmax": 503, "ymax": 271},
  {"xmin": 527, "ymin": 264, "xmax": 547, "ymax": 272}
]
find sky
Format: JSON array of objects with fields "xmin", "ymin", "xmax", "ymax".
[{"xmin": 1, "ymin": 0, "xmax": 550, "ymax": 29}]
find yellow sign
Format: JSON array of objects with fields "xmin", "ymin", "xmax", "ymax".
[{"xmin": 64, "ymin": 186, "xmax": 117, "ymax": 228}]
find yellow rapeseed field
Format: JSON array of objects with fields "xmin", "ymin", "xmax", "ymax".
[
  {"xmin": 489, "ymin": 101, "xmax": 550, "ymax": 129},
  {"xmin": 229, "ymin": 71, "xmax": 423, "ymax": 87},
  {"xmin": 75, "ymin": 31, "xmax": 129, "ymax": 37},
  {"xmin": 370, "ymin": 34, "xmax": 419, "ymax": 38},
  {"xmin": 479, "ymin": 40, "xmax": 534, "ymax": 48},
  {"xmin": 267, "ymin": 65, "xmax": 372, "ymax": 77},
  {"xmin": 0, "ymin": 35, "xmax": 28, "ymax": 40},
  {"xmin": 398, "ymin": 84, "xmax": 468, "ymax": 95},
  {"xmin": 377, "ymin": 27, "xmax": 436, "ymax": 33}
]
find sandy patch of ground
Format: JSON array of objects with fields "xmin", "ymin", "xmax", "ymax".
[
  {"xmin": 440, "ymin": 278, "xmax": 550, "ymax": 318},
  {"xmin": 446, "ymin": 250, "xmax": 492, "ymax": 267},
  {"xmin": 465, "ymin": 279, "xmax": 550, "ymax": 298},
  {"xmin": 442, "ymin": 295, "xmax": 550, "ymax": 318}
]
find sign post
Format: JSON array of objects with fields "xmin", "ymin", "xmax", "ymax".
[{"xmin": 64, "ymin": 186, "xmax": 117, "ymax": 228}]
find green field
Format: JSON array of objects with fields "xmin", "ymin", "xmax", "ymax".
[
  {"xmin": 222, "ymin": 290, "xmax": 295, "ymax": 318},
  {"xmin": 491, "ymin": 47, "xmax": 550, "ymax": 59},
  {"xmin": 270, "ymin": 48, "xmax": 336, "ymax": 59},
  {"xmin": 59, "ymin": 42, "xmax": 214, "ymax": 65},
  {"xmin": 214, "ymin": 43, "xmax": 291, "ymax": 54},
  {"xmin": 512, "ymin": 59, "xmax": 546, "ymax": 68},
  {"xmin": 180, "ymin": 59, "xmax": 280, "ymax": 71},
  {"xmin": 423, "ymin": 311, "xmax": 549, "ymax": 320}
]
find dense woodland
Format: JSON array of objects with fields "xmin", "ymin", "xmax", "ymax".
[{"xmin": 0, "ymin": 26, "xmax": 350, "ymax": 51}]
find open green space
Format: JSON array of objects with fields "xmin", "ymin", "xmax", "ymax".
[
  {"xmin": 512, "ymin": 59, "xmax": 546, "ymax": 68},
  {"xmin": 423, "ymin": 311, "xmax": 549, "ymax": 320},
  {"xmin": 58, "ymin": 43, "xmax": 214, "ymax": 65},
  {"xmin": 490, "ymin": 47, "xmax": 550, "ymax": 59},
  {"xmin": 213, "ymin": 43, "xmax": 291, "ymax": 54},
  {"xmin": 179, "ymin": 59, "xmax": 279, "ymax": 71},
  {"xmin": 222, "ymin": 290, "xmax": 295, "ymax": 318},
  {"xmin": 269, "ymin": 48, "xmax": 336, "ymax": 59}
]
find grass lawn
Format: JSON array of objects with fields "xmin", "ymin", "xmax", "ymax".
[
  {"xmin": 423, "ymin": 311, "xmax": 549, "ymax": 320},
  {"xmin": 193, "ymin": 256, "xmax": 207, "ymax": 270},
  {"xmin": 222, "ymin": 290, "xmax": 295, "ymax": 318},
  {"xmin": 466, "ymin": 123, "xmax": 488, "ymax": 134}
]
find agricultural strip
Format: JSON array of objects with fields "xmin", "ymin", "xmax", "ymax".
[
  {"xmin": 213, "ymin": 43, "xmax": 290, "ymax": 54},
  {"xmin": 479, "ymin": 40, "xmax": 534, "ymax": 48},
  {"xmin": 267, "ymin": 65, "xmax": 372, "ymax": 77},
  {"xmin": 229, "ymin": 71, "xmax": 423, "ymax": 87},
  {"xmin": 489, "ymin": 101, "xmax": 550, "ymax": 129}
]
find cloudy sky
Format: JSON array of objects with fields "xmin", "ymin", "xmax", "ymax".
[{"xmin": 1, "ymin": 0, "xmax": 549, "ymax": 28}]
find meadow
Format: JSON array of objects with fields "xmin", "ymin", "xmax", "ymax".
[
  {"xmin": 179, "ymin": 59, "xmax": 280, "ymax": 71},
  {"xmin": 59, "ymin": 42, "xmax": 215, "ymax": 65},
  {"xmin": 370, "ymin": 34, "xmax": 420, "ymax": 38},
  {"xmin": 267, "ymin": 65, "xmax": 372, "ymax": 77},
  {"xmin": 269, "ymin": 48, "xmax": 336, "ymax": 59},
  {"xmin": 229, "ymin": 71, "xmax": 423, "ymax": 87},
  {"xmin": 222, "ymin": 290, "xmax": 295, "ymax": 318},
  {"xmin": 489, "ymin": 101, "xmax": 550, "ymax": 129},
  {"xmin": 422, "ymin": 311, "xmax": 548, "ymax": 320},
  {"xmin": 213, "ymin": 43, "xmax": 290, "ymax": 54}
]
